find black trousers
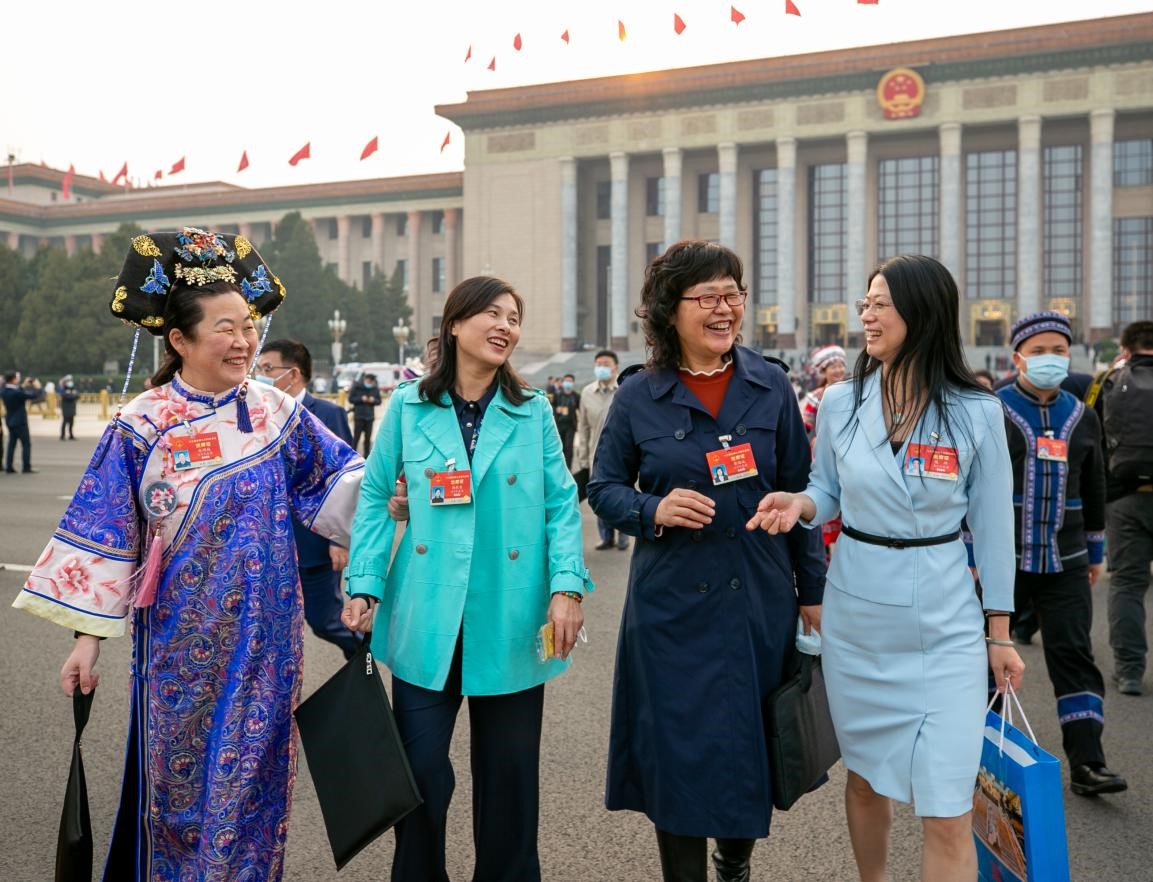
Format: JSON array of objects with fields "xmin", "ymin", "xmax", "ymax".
[
  {"xmin": 557, "ymin": 425, "xmax": 575, "ymax": 468},
  {"xmin": 5, "ymin": 423, "xmax": 31, "ymax": 471},
  {"xmin": 390, "ymin": 636, "xmax": 544, "ymax": 882},
  {"xmin": 352, "ymin": 417, "xmax": 374, "ymax": 456},
  {"xmin": 1013, "ymin": 565, "xmax": 1107, "ymax": 768},
  {"xmin": 60, "ymin": 413, "xmax": 75, "ymax": 439}
]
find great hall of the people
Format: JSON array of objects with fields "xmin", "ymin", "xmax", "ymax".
[{"xmin": 2, "ymin": 13, "xmax": 1151, "ymax": 355}]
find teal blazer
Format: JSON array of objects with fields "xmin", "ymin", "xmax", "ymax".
[{"xmin": 348, "ymin": 381, "xmax": 593, "ymax": 695}]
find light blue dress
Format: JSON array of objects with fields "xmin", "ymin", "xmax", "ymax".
[{"xmin": 805, "ymin": 373, "xmax": 1014, "ymax": 817}]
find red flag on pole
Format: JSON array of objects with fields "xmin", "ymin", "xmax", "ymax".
[
  {"xmin": 111, "ymin": 162, "xmax": 128, "ymax": 185},
  {"xmin": 858, "ymin": 0, "xmax": 879, "ymax": 4},
  {"xmin": 731, "ymin": 5, "xmax": 746, "ymax": 24},
  {"xmin": 440, "ymin": 131, "xmax": 451, "ymax": 153},
  {"xmin": 169, "ymin": 157, "xmax": 186, "ymax": 175},
  {"xmin": 561, "ymin": 29, "xmax": 570, "ymax": 44},
  {"xmin": 673, "ymin": 13, "xmax": 686, "ymax": 34},
  {"xmin": 487, "ymin": 57, "xmax": 496, "ymax": 71},
  {"xmin": 360, "ymin": 136, "xmax": 379, "ymax": 161},
  {"xmin": 237, "ymin": 151, "xmax": 250, "ymax": 173},
  {"xmin": 513, "ymin": 33, "xmax": 523, "ymax": 51},
  {"xmin": 288, "ymin": 142, "xmax": 311, "ymax": 166},
  {"xmin": 464, "ymin": 44, "xmax": 472, "ymax": 63},
  {"xmin": 154, "ymin": 169, "xmax": 163, "ymax": 181},
  {"xmin": 785, "ymin": 0, "xmax": 801, "ymax": 15},
  {"xmin": 61, "ymin": 164, "xmax": 75, "ymax": 200},
  {"xmin": 98, "ymin": 170, "xmax": 106, "ymax": 182},
  {"xmin": 618, "ymin": 20, "xmax": 627, "ymax": 41}
]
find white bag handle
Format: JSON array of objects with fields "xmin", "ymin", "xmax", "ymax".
[{"xmin": 985, "ymin": 682, "xmax": 1038, "ymax": 755}]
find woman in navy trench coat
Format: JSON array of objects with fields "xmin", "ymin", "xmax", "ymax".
[{"xmin": 588, "ymin": 241, "xmax": 826, "ymax": 882}]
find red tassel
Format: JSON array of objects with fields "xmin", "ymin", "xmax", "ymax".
[{"xmin": 133, "ymin": 527, "xmax": 164, "ymax": 608}]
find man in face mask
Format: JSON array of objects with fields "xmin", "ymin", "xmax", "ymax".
[
  {"xmin": 574, "ymin": 351, "xmax": 628, "ymax": 550},
  {"xmin": 994, "ymin": 311, "xmax": 1126, "ymax": 797},
  {"xmin": 551, "ymin": 373, "xmax": 580, "ymax": 468}
]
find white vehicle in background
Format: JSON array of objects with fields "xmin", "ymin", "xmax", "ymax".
[{"xmin": 333, "ymin": 362, "xmax": 406, "ymax": 393}]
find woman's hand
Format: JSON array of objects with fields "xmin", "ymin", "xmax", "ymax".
[
  {"xmin": 745, "ymin": 491, "xmax": 811, "ymax": 534},
  {"xmin": 388, "ymin": 479, "xmax": 410, "ymax": 522},
  {"xmin": 988, "ymin": 644, "xmax": 1026, "ymax": 694},
  {"xmin": 654, "ymin": 488, "xmax": 715, "ymax": 530},
  {"xmin": 61, "ymin": 635, "xmax": 101, "ymax": 696},
  {"xmin": 799, "ymin": 604, "xmax": 822, "ymax": 636},
  {"xmin": 547, "ymin": 593, "xmax": 584, "ymax": 661},
  {"xmin": 341, "ymin": 597, "xmax": 375, "ymax": 633}
]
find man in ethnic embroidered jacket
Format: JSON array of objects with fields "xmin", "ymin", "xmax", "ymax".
[{"xmin": 997, "ymin": 311, "xmax": 1126, "ymax": 797}]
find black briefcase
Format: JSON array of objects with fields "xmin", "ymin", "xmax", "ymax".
[
  {"xmin": 294, "ymin": 636, "xmax": 422, "ymax": 870},
  {"xmin": 765, "ymin": 652, "xmax": 841, "ymax": 811},
  {"xmin": 56, "ymin": 688, "xmax": 94, "ymax": 882}
]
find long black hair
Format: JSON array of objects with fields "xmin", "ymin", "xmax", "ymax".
[
  {"xmin": 418, "ymin": 276, "xmax": 530, "ymax": 406},
  {"xmin": 637, "ymin": 240, "xmax": 745, "ymax": 371},
  {"xmin": 849, "ymin": 254, "xmax": 988, "ymax": 446},
  {"xmin": 151, "ymin": 281, "xmax": 245, "ymax": 387}
]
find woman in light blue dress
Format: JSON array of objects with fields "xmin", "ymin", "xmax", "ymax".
[{"xmin": 748, "ymin": 255, "xmax": 1025, "ymax": 882}]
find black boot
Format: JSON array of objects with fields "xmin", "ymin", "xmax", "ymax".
[
  {"xmin": 656, "ymin": 828, "xmax": 707, "ymax": 882},
  {"xmin": 712, "ymin": 838, "xmax": 755, "ymax": 882}
]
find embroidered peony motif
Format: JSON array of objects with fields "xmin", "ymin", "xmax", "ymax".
[
  {"xmin": 153, "ymin": 394, "xmax": 201, "ymax": 428},
  {"xmin": 54, "ymin": 555, "xmax": 92, "ymax": 596},
  {"xmin": 175, "ymin": 227, "xmax": 234, "ymax": 265}
]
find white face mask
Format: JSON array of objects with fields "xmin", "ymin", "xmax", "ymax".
[{"xmin": 593, "ymin": 365, "xmax": 613, "ymax": 382}]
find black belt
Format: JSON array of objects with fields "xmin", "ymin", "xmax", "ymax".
[{"xmin": 841, "ymin": 524, "xmax": 961, "ymax": 550}]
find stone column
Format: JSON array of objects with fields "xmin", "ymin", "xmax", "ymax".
[
  {"xmin": 939, "ymin": 123, "xmax": 963, "ymax": 278},
  {"xmin": 370, "ymin": 213, "xmax": 386, "ymax": 278},
  {"xmin": 89, "ymin": 232, "xmax": 104, "ymax": 253},
  {"xmin": 5, "ymin": 231, "xmax": 18, "ymax": 250},
  {"xmin": 718, "ymin": 142, "xmax": 738, "ymax": 248},
  {"xmin": 63, "ymin": 235, "xmax": 77, "ymax": 257},
  {"xmin": 444, "ymin": 208, "xmax": 461, "ymax": 293},
  {"xmin": 336, "ymin": 214, "xmax": 352, "ymax": 286},
  {"xmin": 560, "ymin": 157, "xmax": 578, "ymax": 351},
  {"xmin": 407, "ymin": 210, "xmax": 423, "ymax": 336},
  {"xmin": 662, "ymin": 147, "xmax": 683, "ymax": 247},
  {"xmin": 609, "ymin": 151, "xmax": 630, "ymax": 350},
  {"xmin": 1089, "ymin": 109, "xmax": 1115, "ymax": 338},
  {"xmin": 1017, "ymin": 115, "xmax": 1043, "ymax": 318},
  {"xmin": 846, "ymin": 131, "xmax": 868, "ymax": 344},
  {"xmin": 776, "ymin": 137, "xmax": 798, "ymax": 349},
  {"xmin": 238, "ymin": 222, "xmax": 254, "ymax": 241}
]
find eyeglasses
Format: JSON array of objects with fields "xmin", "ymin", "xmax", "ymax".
[
  {"xmin": 255, "ymin": 363, "xmax": 292, "ymax": 375},
  {"xmin": 854, "ymin": 299, "xmax": 893, "ymax": 317},
  {"xmin": 680, "ymin": 290, "xmax": 749, "ymax": 310}
]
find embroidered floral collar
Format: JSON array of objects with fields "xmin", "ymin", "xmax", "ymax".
[{"xmin": 171, "ymin": 373, "xmax": 240, "ymax": 408}]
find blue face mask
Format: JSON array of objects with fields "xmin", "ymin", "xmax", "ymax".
[
  {"xmin": 561, "ymin": 380, "xmax": 574, "ymax": 392},
  {"xmin": 1021, "ymin": 354, "xmax": 1070, "ymax": 390},
  {"xmin": 593, "ymin": 365, "xmax": 613, "ymax": 382},
  {"xmin": 252, "ymin": 374, "xmax": 275, "ymax": 386}
]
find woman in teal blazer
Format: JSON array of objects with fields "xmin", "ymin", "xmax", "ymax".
[{"xmin": 343, "ymin": 276, "xmax": 592, "ymax": 882}]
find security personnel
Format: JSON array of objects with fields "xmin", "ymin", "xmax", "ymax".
[{"xmin": 997, "ymin": 311, "xmax": 1126, "ymax": 796}]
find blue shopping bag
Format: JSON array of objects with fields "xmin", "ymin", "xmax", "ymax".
[{"xmin": 972, "ymin": 690, "xmax": 1070, "ymax": 882}]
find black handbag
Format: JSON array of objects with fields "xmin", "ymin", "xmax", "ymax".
[
  {"xmin": 55, "ymin": 689, "xmax": 94, "ymax": 882},
  {"xmin": 765, "ymin": 651, "xmax": 841, "ymax": 811},
  {"xmin": 294, "ymin": 634, "xmax": 422, "ymax": 870},
  {"xmin": 573, "ymin": 467, "xmax": 590, "ymax": 502}
]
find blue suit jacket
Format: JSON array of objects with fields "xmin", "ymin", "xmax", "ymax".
[{"xmin": 293, "ymin": 392, "xmax": 355, "ymax": 568}]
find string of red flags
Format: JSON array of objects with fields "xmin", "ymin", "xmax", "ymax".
[
  {"xmin": 237, "ymin": 151, "xmax": 250, "ymax": 173},
  {"xmin": 360, "ymin": 136, "xmax": 379, "ymax": 161},
  {"xmin": 288, "ymin": 143, "xmax": 311, "ymax": 167}
]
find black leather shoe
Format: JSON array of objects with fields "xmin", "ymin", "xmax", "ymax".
[
  {"xmin": 21, "ymin": 468, "xmax": 38, "ymax": 474},
  {"xmin": 1070, "ymin": 764, "xmax": 1128, "ymax": 796},
  {"xmin": 594, "ymin": 540, "xmax": 615, "ymax": 550}
]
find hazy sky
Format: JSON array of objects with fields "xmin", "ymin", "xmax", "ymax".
[{"xmin": 5, "ymin": 0, "xmax": 1149, "ymax": 190}]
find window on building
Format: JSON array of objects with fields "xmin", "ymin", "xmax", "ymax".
[
  {"xmin": 808, "ymin": 164, "xmax": 847, "ymax": 305},
  {"xmin": 596, "ymin": 181, "xmax": 612, "ymax": 220},
  {"xmin": 1114, "ymin": 139, "xmax": 1153, "ymax": 187},
  {"xmin": 395, "ymin": 259, "xmax": 407, "ymax": 289},
  {"xmin": 754, "ymin": 168, "xmax": 779, "ymax": 308},
  {"xmin": 432, "ymin": 316, "xmax": 443, "ymax": 334},
  {"xmin": 645, "ymin": 242, "xmax": 664, "ymax": 265},
  {"xmin": 328, "ymin": 218, "xmax": 339, "ymax": 240},
  {"xmin": 362, "ymin": 261, "xmax": 373, "ymax": 290},
  {"xmin": 965, "ymin": 149, "xmax": 1018, "ymax": 300},
  {"xmin": 362, "ymin": 216, "xmax": 373, "ymax": 238},
  {"xmin": 431, "ymin": 257, "xmax": 446, "ymax": 293},
  {"xmin": 1043, "ymin": 144, "xmax": 1083, "ymax": 305},
  {"xmin": 877, "ymin": 155, "xmax": 939, "ymax": 260},
  {"xmin": 397, "ymin": 215, "xmax": 408, "ymax": 237},
  {"xmin": 645, "ymin": 177, "xmax": 666, "ymax": 217},
  {"xmin": 431, "ymin": 210, "xmax": 445, "ymax": 235},
  {"xmin": 1114, "ymin": 217, "xmax": 1152, "ymax": 328},
  {"xmin": 698, "ymin": 172, "xmax": 719, "ymax": 213},
  {"xmin": 326, "ymin": 262, "xmax": 339, "ymax": 274}
]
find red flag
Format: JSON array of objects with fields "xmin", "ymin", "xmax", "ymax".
[
  {"xmin": 731, "ymin": 5, "xmax": 746, "ymax": 24},
  {"xmin": 154, "ymin": 169, "xmax": 163, "ymax": 181},
  {"xmin": 561, "ymin": 29, "xmax": 570, "ymax": 44},
  {"xmin": 61, "ymin": 164, "xmax": 75, "ymax": 200},
  {"xmin": 440, "ymin": 131, "xmax": 451, "ymax": 153},
  {"xmin": 858, "ymin": 0, "xmax": 879, "ymax": 3},
  {"xmin": 288, "ymin": 142, "xmax": 311, "ymax": 166},
  {"xmin": 169, "ymin": 156, "xmax": 186, "ymax": 175},
  {"xmin": 674, "ymin": 13, "xmax": 686, "ymax": 35},
  {"xmin": 513, "ymin": 33, "xmax": 523, "ymax": 51},
  {"xmin": 361, "ymin": 136, "xmax": 379, "ymax": 161},
  {"xmin": 237, "ymin": 150, "xmax": 250, "ymax": 173},
  {"xmin": 464, "ymin": 44, "xmax": 472, "ymax": 63},
  {"xmin": 785, "ymin": 0, "xmax": 801, "ymax": 15},
  {"xmin": 487, "ymin": 56, "xmax": 496, "ymax": 71},
  {"xmin": 111, "ymin": 162, "xmax": 128, "ymax": 185},
  {"xmin": 618, "ymin": 20, "xmax": 627, "ymax": 41}
]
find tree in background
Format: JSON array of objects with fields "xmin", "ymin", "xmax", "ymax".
[
  {"xmin": 0, "ymin": 243, "xmax": 33, "ymax": 371},
  {"xmin": 357, "ymin": 262, "xmax": 413, "ymax": 363}
]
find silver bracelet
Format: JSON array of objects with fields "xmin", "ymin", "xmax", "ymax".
[{"xmin": 985, "ymin": 638, "xmax": 1015, "ymax": 647}]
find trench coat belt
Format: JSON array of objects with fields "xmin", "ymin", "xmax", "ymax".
[{"xmin": 840, "ymin": 523, "xmax": 961, "ymax": 550}]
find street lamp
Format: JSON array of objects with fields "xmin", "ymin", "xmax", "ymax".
[
  {"xmin": 328, "ymin": 309, "xmax": 347, "ymax": 367},
  {"xmin": 392, "ymin": 318, "xmax": 412, "ymax": 364}
]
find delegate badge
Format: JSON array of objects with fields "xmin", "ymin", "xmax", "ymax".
[
  {"xmin": 142, "ymin": 480, "xmax": 179, "ymax": 519},
  {"xmin": 705, "ymin": 442, "xmax": 758, "ymax": 485},
  {"xmin": 430, "ymin": 470, "xmax": 472, "ymax": 505},
  {"xmin": 1036, "ymin": 436, "xmax": 1068, "ymax": 462},
  {"xmin": 905, "ymin": 442, "xmax": 960, "ymax": 481},
  {"xmin": 169, "ymin": 432, "xmax": 223, "ymax": 470}
]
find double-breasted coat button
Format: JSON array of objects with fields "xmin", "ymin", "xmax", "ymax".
[
  {"xmin": 508, "ymin": 549, "xmax": 520, "ymax": 560},
  {"xmin": 415, "ymin": 544, "xmax": 427, "ymax": 554},
  {"xmin": 697, "ymin": 582, "xmax": 709, "ymax": 593},
  {"xmin": 424, "ymin": 468, "xmax": 435, "ymax": 478},
  {"xmin": 687, "ymin": 481, "xmax": 699, "ymax": 491},
  {"xmin": 735, "ymin": 424, "xmax": 747, "ymax": 435},
  {"xmin": 691, "ymin": 530, "xmax": 703, "ymax": 542},
  {"xmin": 507, "ymin": 474, "xmax": 518, "ymax": 485},
  {"xmin": 729, "ymin": 578, "xmax": 741, "ymax": 590},
  {"xmin": 674, "ymin": 429, "xmax": 685, "ymax": 440}
]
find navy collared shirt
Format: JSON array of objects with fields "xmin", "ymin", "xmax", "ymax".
[{"xmin": 449, "ymin": 383, "xmax": 497, "ymax": 461}]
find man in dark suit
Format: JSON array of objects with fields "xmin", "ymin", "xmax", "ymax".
[
  {"xmin": 256, "ymin": 341, "xmax": 362, "ymax": 659},
  {"xmin": 3, "ymin": 371, "xmax": 44, "ymax": 473}
]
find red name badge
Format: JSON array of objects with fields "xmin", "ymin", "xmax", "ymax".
[
  {"xmin": 905, "ymin": 443, "xmax": 960, "ymax": 481},
  {"xmin": 1036, "ymin": 437, "xmax": 1068, "ymax": 462},
  {"xmin": 430, "ymin": 470, "xmax": 472, "ymax": 505},
  {"xmin": 705, "ymin": 442, "xmax": 758, "ymax": 485},
  {"xmin": 169, "ymin": 432, "xmax": 224, "ymax": 470}
]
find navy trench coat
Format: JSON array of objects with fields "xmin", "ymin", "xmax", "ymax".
[{"xmin": 588, "ymin": 346, "xmax": 826, "ymax": 838}]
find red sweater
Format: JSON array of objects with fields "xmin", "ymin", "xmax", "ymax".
[{"xmin": 678, "ymin": 364, "xmax": 733, "ymax": 418}]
